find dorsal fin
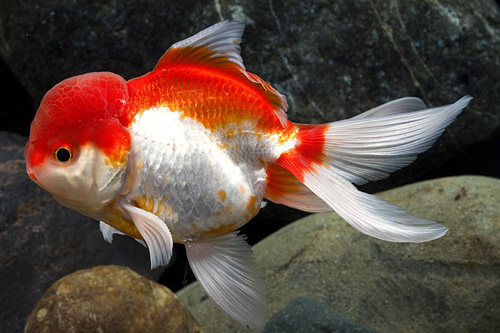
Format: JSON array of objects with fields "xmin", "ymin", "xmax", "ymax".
[
  {"xmin": 153, "ymin": 20, "xmax": 288, "ymax": 127},
  {"xmin": 154, "ymin": 20, "xmax": 246, "ymax": 71}
]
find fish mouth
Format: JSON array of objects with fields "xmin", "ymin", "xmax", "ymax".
[{"xmin": 26, "ymin": 166, "xmax": 38, "ymax": 182}]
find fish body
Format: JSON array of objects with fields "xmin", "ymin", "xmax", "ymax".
[{"xmin": 25, "ymin": 21, "xmax": 472, "ymax": 329}]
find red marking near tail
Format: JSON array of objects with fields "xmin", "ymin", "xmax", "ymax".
[
  {"xmin": 276, "ymin": 124, "xmax": 329, "ymax": 182},
  {"xmin": 265, "ymin": 163, "xmax": 302, "ymax": 199}
]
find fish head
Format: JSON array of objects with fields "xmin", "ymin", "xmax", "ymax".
[{"xmin": 25, "ymin": 72, "xmax": 132, "ymax": 219}]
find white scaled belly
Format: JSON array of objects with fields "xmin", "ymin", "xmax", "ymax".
[{"xmin": 127, "ymin": 107, "xmax": 269, "ymax": 242}]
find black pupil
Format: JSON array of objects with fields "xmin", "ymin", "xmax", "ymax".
[{"xmin": 56, "ymin": 148, "xmax": 71, "ymax": 162}]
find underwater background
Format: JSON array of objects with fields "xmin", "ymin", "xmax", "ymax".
[{"xmin": 1, "ymin": 0, "xmax": 499, "ymax": 332}]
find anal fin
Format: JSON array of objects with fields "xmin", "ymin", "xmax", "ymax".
[
  {"xmin": 302, "ymin": 163, "xmax": 449, "ymax": 242},
  {"xmin": 265, "ymin": 163, "xmax": 331, "ymax": 212},
  {"xmin": 185, "ymin": 232, "xmax": 267, "ymax": 329}
]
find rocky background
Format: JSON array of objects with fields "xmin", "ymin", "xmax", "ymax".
[
  {"xmin": 180, "ymin": 176, "xmax": 500, "ymax": 332},
  {"xmin": 1, "ymin": 0, "xmax": 499, "ymax": 332}
]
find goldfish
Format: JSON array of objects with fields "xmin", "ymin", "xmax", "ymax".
[{"xmin": 25, "ymin": 20, "xmax": 471, "ymax": 329}]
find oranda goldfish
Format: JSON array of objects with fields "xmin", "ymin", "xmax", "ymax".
[{"xmin": 25, "ymin": 21, "xmax": 472, "ymax": 329}]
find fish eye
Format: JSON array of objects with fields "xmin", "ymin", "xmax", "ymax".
[{"xmin": 54, "ymin": 147, "xmax": 72, "ymax": 162}]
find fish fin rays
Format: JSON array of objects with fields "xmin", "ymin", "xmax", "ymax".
[
  {"xmin": 99, "ymin": 221, "xmax": 147, "ymax": 247},
  {"xmin": 155, "ymin": 20, "xmax": 246, "ymax": 71},
  {"xmin": 264, "ymin": 163, "xmax": 332, "ymax": 212},
  {"xmin": 120, "ymin": 202, "xmax": 173, "ymax": 269},
  {"xmin": 244, "ymin": 72, "xmax": 288, "ymax": 127},
  {"xmin": 350, "ymin": 97, "xmax": 427, "ymax": 119},
  {"xmin": 99, "ymin": 221, "xmax": 125, "ymax": 244},
  {"xmin": 303, "ymin": 164, "xmax": 449, "ymax": 242},
  {"xmin": 154, "ymin": 20, "xmax": 288, "ymax": 127},
  {"xmin": 276, "ymin": 96, "xmax": 472, "ymax": 242},
  {"xmin": 185, "ymin": 232, "xmax": 267, "ymax": 330},
  {"xmin": 322, "ymin": 95, "xmax": 473, "ymax": 185}
]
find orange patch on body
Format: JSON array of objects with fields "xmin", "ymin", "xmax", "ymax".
[
  {"xmin": 133, "ymin": 195, "xmax": 184, "ymax": 242},
  {"xmin": 102, "ymin": 203, "xmax": 143, "ymax": 240},
  {"xmin": 201, "ymin": 221, "xmax": 239, "ymax": 236},
  {"xmin": 136, "ymin": 195, "xmax": 175, "ymax": 221},
  {"xmin": 218, "ymin": 143, "xmax": 230, "ymax": 150},
  {"xmin": 217, "ymin": 189, "xmax": 227, "ymax": 202},
  {"xmin": 246, "ymin": 195, "xmax": 260, "ymax": 217},
  {"xmin": 136, "ymin": 195, "xmax": 154, "ymax": 212}
]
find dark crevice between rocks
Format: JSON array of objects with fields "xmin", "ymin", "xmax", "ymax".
[{"xmin": 0, "ymin": 57, "xmax": 35, "ymax": 136}]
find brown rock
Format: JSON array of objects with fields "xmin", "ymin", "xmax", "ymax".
[{"xmin": 25, "ymin": 265, "xmax": 203, "ymax": 333}]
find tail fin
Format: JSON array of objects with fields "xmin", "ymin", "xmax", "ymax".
[{"xmin": 266, "ymin": 96, "xmax": 472, "ymax": 242}]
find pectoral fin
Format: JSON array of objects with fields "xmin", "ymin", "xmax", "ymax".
[
  {"xmin": 120, "ymin": 202, "xmax": 173, "ymax": 269},
  {"xmin": 185, "ymin": 232, "xmax": 267, "ymax": 329},
  {"xmin": 99, "ymin": 221, "xmax": 147, "ymax": 247},
  {"xmin": 99, "ymin": 221, "xmax": 125, "ymax": 243}
]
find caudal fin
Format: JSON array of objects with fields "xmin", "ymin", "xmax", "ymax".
[{"xmin": 267, "ymin": 96, "xmax": 472, "ymax": 242}]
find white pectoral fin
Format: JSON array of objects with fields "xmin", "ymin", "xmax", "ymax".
[
  {"xmin": 99, "ymin": 221, "xmax": 124, "ymax": 244},
  {"xmin": 99, "ymin": 221, "xmax": 147, "ymax": 247},
  {"xmin": 185, "ymin": 232, "xmax": 267, "ymax": 329},
  {"xmin": 304, "ymin": 165, "xmax": 448, "ymax": 242},
  {"xmin": 120, "ymin": 202, "xmax": 173, "ymax": 269}
]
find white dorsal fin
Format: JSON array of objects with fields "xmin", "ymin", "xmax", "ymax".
[
  {"xmin": 154, "ymin": 20, "xmax": 246, "ymax": 71},
  {"xmin": 185, "ymin": 232, "xmax": 267, "ymax": 329},
  {"xmin": 120, "ymin": 202, "xmax": 173, "ymax": 269}
]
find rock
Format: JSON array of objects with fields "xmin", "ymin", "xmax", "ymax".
[
  {"xmin": 25, "ymin": 265, "xmax": 203, "ymax": 333},
  {"xmin": 178, "ymin": 176, "xmax": 500, "ymax": 332},
  {"xmin": 0, "ymin": 132, "xmax": 165, "ymax": 333},
  {"xmin": 0, "ymin": 1, "xmax": 498, "ymax": 192},
  {"xmin": 264, "ymin": 297, "xmax": 375, "ymax": 333}
]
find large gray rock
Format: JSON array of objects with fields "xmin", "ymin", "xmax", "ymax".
[
  {"xmin": 0, "ymin": 132, "xmax": 164, "ymax": 333},
  {"xmin": 264, "ymin": 297, "xmax": 375, "ymax": 333},
  {"xmin": 0, "ymin": 1, "xmax": 498, "ymax": 192},
  {"xmin": 178, "ymin": 176, "xmax": 500, "ymax": 332}
]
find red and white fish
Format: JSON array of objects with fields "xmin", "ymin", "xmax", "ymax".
[{"xmin": 25, "ymin": 21, "xmax": 471, "ymax": 328}]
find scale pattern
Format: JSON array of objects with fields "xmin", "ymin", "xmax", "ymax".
[{"xmin": 126, "ymin": 106, "xmax": 290, "ymax": 242}]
